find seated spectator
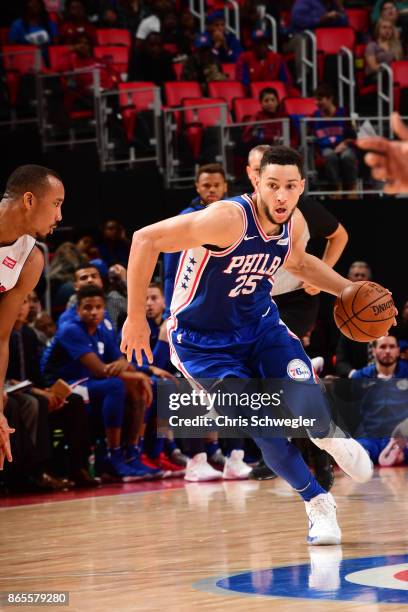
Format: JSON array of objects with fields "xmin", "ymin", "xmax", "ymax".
[
  {"xmin": 69, "ymin": 33, "xmax": 121, "ymax": 90},
  {"xmin": 97, "ymin": 219, "xmax": 130, "ymax": 267},
  {"xmin": 3, "ymin": 391, "xmax": 71, "ymax": 492},
  {"xmin": 335, "ymin": 261, "xmax": 373, "ymax": 377},
  {"xmin": 242, "ymin": 87, "xmax": 284, "ymax": 146},
  {"xmin": 33, "ymin": 312, "xmax": 56, "ymax": 346},
  {"xmin": 288, "ymin": 0, "xmax": 347, "ymax": 83},
  {"xmin": 8, "ymin": 296, "xmax": 99, "ymax": 487},
  {"xmin": 101, "ymin": 0, "xmax": 142, "ymax": 35},
  {"xmin": 351, "ymin": 335, "xmax": 408, "ymax": 465},
  {"xmin": 236, "ymin": 30, "xmax": 293, "ymax": 88},
  {"xmin": 312, "ymin": 83, "xmax": 358, "ymax": 192},
  {"xmin": 198, "ymin": 10, "xmax": 241, "ymax": 64},
  {"xmin": 128, "ymin": 31, "xmax": 175, "ymax": 86},
  {"xmin": 59, "ymin": 0, "xmax": 96, "ymax": 45},
  {"xmin": 8, "ymin": 0, "xmax": 58, "ymax": 58},
  {"xmin": 182, "ymin": 34, "xmax": 226, "ymax": 93},
  {"xmin": 365, "ymin": 19, "xmax": 404, "ymax": 84},
  {"xmin": 27, "ymin": 290, "xmax": 42, "ymax": 324},
  {"xmin": 76, "ymin": 232, "xmax": 100, "ymax": 260},
  {"xmin": 177, "ymin": 10, "xmax": 196, "ymax": 56},
  {"xmin": 134, "ymin": 0, "xmax": 172, "ymax": 47},
  {"xmin": 61, "ymin": 263, "xmax": 111, "ymax": 326},
  {"xmin": 106, "ymin": 264, "xmax": 127, "ymax": 332},
  {"xmin": 49, "ymin": 241, "xmax": 88, "ymax": 313},
  {"xmin": 41, "ymin": 285, "xmax": 155, "ymax": 480},
  {"xmin": 372, "ymin": 0, "xmax": 408, "ymax": 25}
]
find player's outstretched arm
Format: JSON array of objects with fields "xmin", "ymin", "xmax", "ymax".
[
  {"xmin": 357, "ymin": 112, "xmax": 408, "ymax": 193},
  {"xmin": 0, "ymin": 246, "xmax": 44, "ymax": 469},
  {"xmin": 284, "ymin": 210, "xmax": 350, "ymax": 297},
  {"xmin": 121, "ymin": 202, "xmax": 244, "ymax": 365}
]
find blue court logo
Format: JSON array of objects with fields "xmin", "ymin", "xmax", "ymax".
[{"xmin": 194, "ymin": 554, "xmax": 408, "ymax": 604}]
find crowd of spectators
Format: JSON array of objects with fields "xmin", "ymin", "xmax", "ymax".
[
  {"xmin": 1, "ymin": 1, "xmax": 408, "ymax": 191},
  {"xmin": 1, "ymin": 0, "xmax": 408, "ymax": 494}
]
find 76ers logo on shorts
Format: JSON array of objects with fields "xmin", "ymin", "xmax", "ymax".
[{"xmin": 287, "ymin": 359, "xmax": 311, "ymax": 380}]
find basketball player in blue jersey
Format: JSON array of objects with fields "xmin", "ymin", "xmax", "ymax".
[
  {"xmin": 121, "ymin": 146, "xmax": 374, "ymax": 545},
  {"xmin": 0, "ymin": 165, "xmax": 64, "ymax": 470}
]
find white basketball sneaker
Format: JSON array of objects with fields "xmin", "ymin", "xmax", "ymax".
[
  {"xmin": 305, "ymin": 492, "xmax": 342, "ymax": 546},
  {"xmin": 311, "ymin": 436, "xmax": 373, "ymax": 483},
  {"xmin": 222, "ymin": 450, "xmax": 252, "ymax": 480},
  {"xmin": 184, "ymin": 453, "xmax": 223, "ymax": 482}
]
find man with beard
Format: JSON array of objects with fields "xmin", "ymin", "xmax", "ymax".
[
  {"xmin": 122, "ymin": 146, "xmax": 376, "ymax": 545},
  {"xmin": 351, "ymin": 335, "xmax": 408, "ymax": 466},
  {"xmin": 0, "ymin": 164, "xmax": 64, "ymax": 470}
]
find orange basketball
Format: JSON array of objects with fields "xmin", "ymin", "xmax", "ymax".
[{"xmin": 334, "ymin": 281, "xmax": 395, "ymax": 342}]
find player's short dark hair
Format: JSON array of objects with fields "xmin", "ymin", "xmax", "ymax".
[
  {"xmin": 196, "ymin": 163, "xmax": 226, "ymax": 182},
  {"xmin": 259, "ymin": 146, "xmax": 304, "ymax": 178},
  {"xmin": 148, "ymin": 282, "xmax": 164, "ymax": 294},
  {"xmin": 373, "ymin": 334, "xmax": 398, "ymax": 347},
  {"xmin": 75, "ymin": 262, "xmax": 101, "ymax": 276},
  {"xmin": 77, "ymin": 284, "xmax": 105, "ymax": 305},
  {"xmin": 259, "ymin": 87, "xmax": 279, "ymax": 102},
  {"xmin": 314, "ymin": 83, "xmax": 336, "ymax": 101},
  {"xmin": 4, "ymin": 165, "xmax": 63, "ymax": 199}
]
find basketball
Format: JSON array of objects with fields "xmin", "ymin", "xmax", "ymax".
[{"xmin": 334, "ymin": 281, "xmax": 395, "ymax": 342}]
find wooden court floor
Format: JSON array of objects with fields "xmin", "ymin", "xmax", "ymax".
[{"xmin": 1, "ymin": 468, "xmax": 408, "ymax": 611}]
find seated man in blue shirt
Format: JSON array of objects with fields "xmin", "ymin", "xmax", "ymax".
[
  {"xmin": 42, "ymin": 285, "xmax": 158, "ymax": 480},
  {"xmin": 313, "ymin": 83, "xmax": 358, "ymax": 193},
  {"xmin": 351, "ymin": 335, "xmax": 408, "ymax": 465}
]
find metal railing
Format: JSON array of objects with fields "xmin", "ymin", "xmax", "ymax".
[
  {"xmin": 0, "ymin": 47, "xmax": 42, "ymax": 129},
  {"xmin": 377, "ymin": 63, "xmax": 393, "ymax": 137},
  {"xmin": 163, "ymin": 101, "xmax": 229, "ymax": 187},
  {"xmin": 262, "ymin": 13, "xmax": 278, "ymax": 52},
  {"xmin": 224, "ymin": 117, "xmax": 290, "ymax": 180},
  {"xmin": 299, "ymin": 114, "xmax": 387, "ymax": 196},
  {"xmin": 95, "ymin": 84, "xmax": 163, "ymax": 171},
  {"xmin": 224, "ymin": 0, "xmax": 240, "ymax": 40},
  {"xmin": 35, "ymin": 242, "xmax": 51, "ymax": 314},
  {"xmin": 37, "ymin": 66, "xmax": 100, "ymax": 150},
  {"xmin": 189, "ymin": 0, "xmax": 205, "ymax": 33},
  {"xmin": 300, "ymin": 30, "xmax": 317, "ymax": 97},
  {"xmin": 338, "ymin": 46, "xmax": 355, "ymax": 117}
]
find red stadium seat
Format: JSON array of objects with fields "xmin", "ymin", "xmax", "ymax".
[
  {"xmin": 182, "ymin": 97, "xmax": 229, "ymax": 159},
  {"xmin": 281, "ymin": 97, "xmax": 318, "ymax": 146},
  {"xmin": 182, "ymin": 97, "xmax": 229, "ymax": 127},
  {"xmin": 250, "ymin": 81, "xmax": 287, "ymax": 103},
  {"xmin": 119, "ymin": 81, "xmax": 156, "ymax": 110},
  {"xmin": 118, "ymin": 82, "xmax": 157, "ymax": 142},
  {"xmin": 233, "ymin": 97, "xmax": 260, "ymax": 122},
  {"xmin": 48, "ymin": 45, "xmax": 73, "ymax": 72},
  {"xmin": 282, "ymin": 97, "xmax": 318, "ymax": 117},
  {"xmin": 0, "ymin": 27, "xmax": 9, "ymax": 46},
  {"xmin": 221, "ymin": 63, "xmax": 236, "ymax": 80},
  {"xmin": 173, "ymin": 61, "xmax": 184, "ymax": 80},
  {"xmin": 164, "ymin": 81, "xmax": 201, "ymax": 106},
  {"xmin": 345, "ymin": 8, "xmax": 369, "ymax": 33},
  {"xmin": 315, "ymin": 27, "xmax": 355, "ymax": 80},
  {"xmin": 2, "ymin": 45, "xmax": 42, "ymax": 73},
  {"xmin": 96, "ymin": 28, "xmax": 131, "ymax": 47},
  {"xmin": 208, "ymin": 81, "xmax": 246, "ymax": 109},
  {"xmin": 315, "ymin": 27, "xmax": 355, "ymax": 56},
  {"xmin": 94, "ymin": 45, "xmax": 129, "ymax": 73},
  {"xmin": 392, "ymin": 61, "xmax": 408, "ymax": 110}
]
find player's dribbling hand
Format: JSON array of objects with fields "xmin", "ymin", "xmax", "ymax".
[
  {"xmin": 120, "ymin": 316, "xmax": 153, "ymax": 366},
  {"xmin": 0, "ymin": 412, "xmax": 15, "ymax": 469},
  {"xmin": 357, "ymin": 113, "xmax": 408, "ymax": 193}
]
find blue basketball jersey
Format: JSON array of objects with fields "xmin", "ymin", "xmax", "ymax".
[{"xmin": 169, "ymin": 193, "xmax": 293, "ymax": 333}]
